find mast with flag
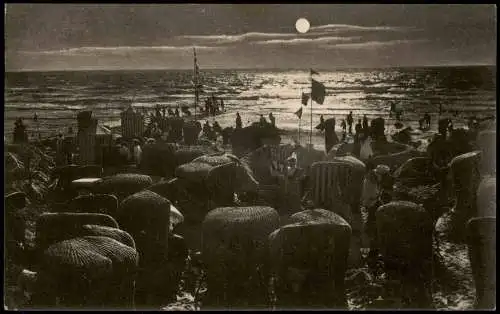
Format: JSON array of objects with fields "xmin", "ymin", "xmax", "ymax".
[
  {"xmin": 308, "ymin": 68, "xmax": 326, "ymax": 148},
  {"xmin": 294, "ymin": 88, "xmax": 310, "ymax": 145},
  {"xmin": 193, "ymin": 47, "xmax": 200, "ymax": 120}
]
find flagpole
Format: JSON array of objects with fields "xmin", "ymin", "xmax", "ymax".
[
  {"xmin": 298, "ymin": 88, "xmax": 302, "ymax": 145},
  {"xmin": 193, "ymin": 47, "xmax": 197, "ymax": 121},
  {"xmin": 298, "ymin": 116, "xmax": 301, "ymax": 145},
  {"xmin": 309, "ymin": 72, "xmax": 313, "ymax": 148}
]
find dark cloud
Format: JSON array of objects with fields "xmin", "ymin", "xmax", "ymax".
[{"xmin": 5, "ymin": 4, "xmax": 496, "ymax": 71}]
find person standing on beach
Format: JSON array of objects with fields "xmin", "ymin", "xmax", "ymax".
[
  {"xmin": 203, "ymin": 121, "xmax": 212, "ymax": 137},
  {"xmin": 220, "ymin": 99, "xmax": 225, "ymax": 112},
  {"xmin": 55, "ymin": 133, "xmax": 66, "ymax": 166},
  {"xmin": 132, "ymin": 139, "xmax": 142, "ymax": 166},
  {"xmin": 269, "ymin": 152, "xmax": 305, "ymax": 215},
  {"xmin": 269, "ymin": 112, "xmax": 276, "ymax": 128},
  {"xmin": 424, "ymin": 112, "xmax": 431, "ymax": 129},
  {"xmin": 13, "ymin": 118, "xmax": 28, "ymax": 144},
  {"xmin": 355, "ymin": 119, "xmax": 363, "ymax": 137},
  {"xmin": 212, "ymin": 121, "xmax": 222, "ymax": 136},
  {"xmin": 259, "ymin": 114, "xmax": 267, "ymax": 127},
  {"xmin": 347, "ymin": 111, "xmax": 354, "ymax": 134},
  {"xmin": 362, "ymin": 115, "xmax": 369, "ymax": 132},
  {"xmin": 323, "ymin": 117, "xmax": 338, "ymax": 154},
  {"xmin": 119, "ymin": 142, "xmax": 131, "ymax": 164},
  {"xmin": 175, "ymin": 108, "xmax": 180, "ymax": 117},
  {"xmin": 340, "ymin": 119, "xmax": 347, "ymax": 133},
  {"xmin": 236, "ymin": 112, "xmax": 242, "ymax": 129},
  {"xmin": 362, "ymin": 164, "xmax": 392, "ymax": 261},
  {"xmin": 359, "ymin": 132, "xmax": 374, "ymax": 161}
]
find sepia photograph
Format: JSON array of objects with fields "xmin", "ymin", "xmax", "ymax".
[{"xmin": 4, "ymin": 4, "xmax": 496, "ymax": 310}]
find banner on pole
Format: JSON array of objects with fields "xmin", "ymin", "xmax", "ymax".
[
  {"xmin": 301, "ymin": 92, "xmax": 310, "ymax": 106},
  {"xmin": 311, "ymin": 79, "xmax": 326, "ymax": 105},
  {"xmin": 294, "ymin": 107, "xmax": 303, "ymax": 119}
]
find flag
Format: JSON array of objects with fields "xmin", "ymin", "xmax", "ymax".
[
  {"xmin": 301, "ymin": 92, "xmax": 310, "ymax": 106},
  {"xmin": 311, "ymin": 79, "xmax": 326, "ymax": 105},
  {"xmin": 294, "ymin": 107, "xmax": 303, "ymax": 119},
  {"xmin": 310, "ymin": 68, "xmax": 319, "ymax": 76}
]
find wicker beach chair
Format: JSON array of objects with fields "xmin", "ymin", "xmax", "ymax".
[{"xmin": 308, "ymin": 161, "xmax": 354, "ymax": 221}]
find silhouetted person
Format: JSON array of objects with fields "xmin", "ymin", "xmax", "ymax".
[
  {"xmin": 269, "ymin": 112, "xmax": 276, "ymax": 127},
  {"xmin": 118, "ymin": 142, "xmax": 131, "ymax": 165},
  {"xmin": 340, "ymin": 119, "xmax": 347, "ymax": 133},
  {"xmin": 259, "ymin": 114, "xmax": 267, "ymax": 127},
  {"xmin": 362, "ymin": 115, "xmax": 369, "ymax": 132},
  {"xmin": 55, "ymin": 133, "xmax": 65, "ymax": 166},
  {"xmin": 175, "ymin": 108, "xmax": 180, "ymax": 117},
  {"xmin": 132, "ymin": 139, "xmax": 142, "ymax": 166},
  {"xmin": 221, "ymin": 127, "xmax": 233, "ymax": 145},
  {"xmin": 236, "ymin": 112, "xmax": 242, "ymax": 129},
  {"xmin": 204, "ymin": 99, "xmax": 210, "ymax": 113},
  {"xmin": 419, "ymin": 117, "xmax": 425, "ymax": 130},
  {"xmin": 162, "ymin": 107, "xmax": 166, "ymax": 117},
  {"xmin": 347, "ymin": 111, "xmax": 354, "ymax": 134},
  {"xmin": 203, "ymin": 121, "xmax": 211, "ymax": 137},
  {"xmin": 390, "ymin": 102, "xmax": 396, "ymax": 117},
  {"xmin": 13, "ymin": 118, "xmax": 28, "ymax": 144},
  {"xmin": 447, "ymin": 119, "xmax": 454, "ymax": 134},
  {"xmin": 355, "ymin": 119, "xmax": 362, "ymax": 136},
  {"xmin": 220, "ymin": 99, "xmax": 225, "ymax": 112},
  {"xmin": 168, "ymin": 108, "xmax": 175, "ymax": 116},
  {"xmin": 324, "ymin": 117, "xmax": 338, "ymax": 153},
  {"xmin": 212, "ymin": 121, "xmax": 222, "ymax": 135},
  {"xmin": 424, "ymin": 113, "xmax": 431, "ymax": 129}
]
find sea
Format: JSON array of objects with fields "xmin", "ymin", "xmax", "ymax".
[{"xmin": 4, "ymin": 66, "xmax": 496, "ymax": 143}]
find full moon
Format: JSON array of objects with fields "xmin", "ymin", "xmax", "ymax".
[{"xmin": 295, "ymin": 18, "xmax": 310, "ymax": 34}]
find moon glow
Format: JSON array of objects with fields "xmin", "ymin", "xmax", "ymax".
[{"xmin": 295, "ymin": 18, "xmax": 310, "ymax": 34}]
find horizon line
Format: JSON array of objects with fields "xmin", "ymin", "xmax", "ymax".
[{"xmin": 6, "ymin": 63, "xmax": 496, "ymax": 73}]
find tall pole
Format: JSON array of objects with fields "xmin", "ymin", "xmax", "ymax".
[
  {"xmin": 193, "ymin": 48, "xmax": 197, "ymax": 121},
  {"xmin": 309, "ymin": 73, "xmax": 313, "ymax": 148},
  {"xmin": 298, "ymin": 117, "xmax": 301, "ymax": 145}
]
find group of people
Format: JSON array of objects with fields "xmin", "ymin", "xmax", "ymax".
[
  {"xmin": 418, "ymin": 113, "xmax": 432, "ymax": 130},
  {"xmin": 202, "ymin": 120, "xmax": 222, "ymax": 141},
  {"xmin": 233, "ymin": 112, "xmax": 276, "ymax": 130},
  {"xmin": 112, "ymin": 138, "xmax": 143, "ymax": 168},
  {"xmin": 153, "ymin": 106, "xmax": 180, "ymax": 119},
  {"xmin": 317, "ymin": 111, "xmax": 374, "ymax": 156},
  {"xmin": 203, "ymin": 94, "xmax": 225, "ymax": 116}
]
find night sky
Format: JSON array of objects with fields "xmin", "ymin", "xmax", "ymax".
[{"xmin": 5, "ymin": 4, "xmax": 496, "ymax": 71}]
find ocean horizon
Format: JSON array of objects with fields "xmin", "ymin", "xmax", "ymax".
[
  {"xmin": 6, "ymin": 64, "xmax": 496, "ymax": 74},
  {"xmin": 5, "ymin": 65, "xmax": 496, "ymax": 142}
]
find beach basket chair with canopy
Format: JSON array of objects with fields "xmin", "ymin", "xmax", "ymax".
[
  {"xmin": 120, "ymin": 106, "xmax": 144, "ymax": 140},
  {"xmin": 242, "ymin": 144, "xmax": 297, "ymax": 206},
  {"xmin": 308, "ymin": 161, "xmax": 354, "ymax": 222},
  {"xmin": 466, "ymin": 216, "xmax": 496, "ymax": 310}
]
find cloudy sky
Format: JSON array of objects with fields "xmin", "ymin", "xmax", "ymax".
[{"xmin": 5, "ymin": 4, "xmax": 496, "ymax": 71}]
